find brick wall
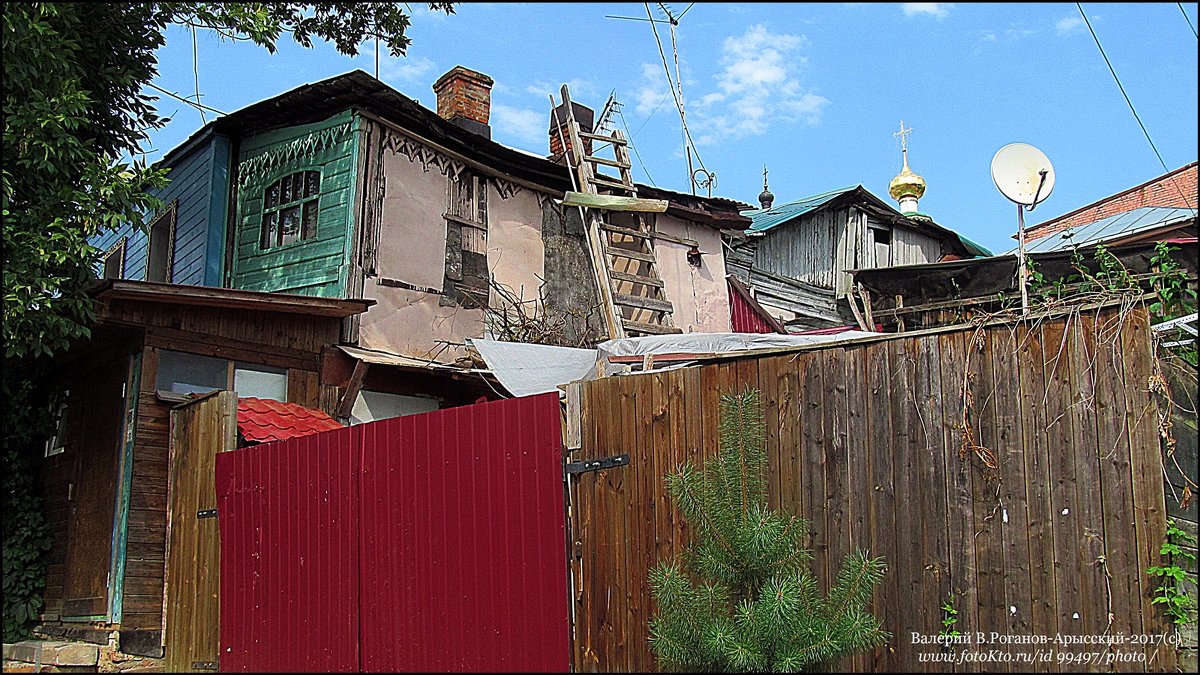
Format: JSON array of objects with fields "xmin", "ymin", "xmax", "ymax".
[{"xmin": 1026, "ymin": 162, "xmax": 1197, "ymax": 240}]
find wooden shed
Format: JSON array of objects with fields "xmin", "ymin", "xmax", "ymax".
[{"xmin": 36, "ymin": 280, "xmax": 371, "ymax": 657}]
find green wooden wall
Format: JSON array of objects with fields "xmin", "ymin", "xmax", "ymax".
[{"xmin": 230, "ymin": 111, "xmax": 358, "ymax": 298}]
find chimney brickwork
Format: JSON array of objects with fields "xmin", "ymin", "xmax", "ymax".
[{"xmin": 433, "ymin": 66, "xmax": 494, "ymax": 137}]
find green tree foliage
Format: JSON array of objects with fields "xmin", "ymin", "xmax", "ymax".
[
  {"xmin": 1, "ymin": 1, "xmax": 453, "ymax": 641},
  {"xmin": 648, "ymin": 390, "xmax": 889, "ymax": 672}
]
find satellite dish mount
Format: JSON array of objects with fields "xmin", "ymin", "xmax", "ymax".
[{"xmin": 991, "ymin": 143, "xmax": 1056, "ymax": 315}]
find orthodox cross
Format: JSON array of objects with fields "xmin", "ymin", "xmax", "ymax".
[{"xmin": 894, "ymin": 120, "xmax": 913, "ymax": 153}]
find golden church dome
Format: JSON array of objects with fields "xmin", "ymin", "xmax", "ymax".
[{"xmin": 889, "ymin": 152, "xmax": 926, "ymax": 202}]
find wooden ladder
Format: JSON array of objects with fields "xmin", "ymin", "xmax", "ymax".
[{"xmin": 554, "ymin": 85, "xmax": 679, "ymax": 340}]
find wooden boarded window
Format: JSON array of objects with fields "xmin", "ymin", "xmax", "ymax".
[
  {"xmin": 442, "ymin": 171, "xmax": 489, "ymax": 308},
  {"xmin": 260, "ymin": 170, "xmax": 321, "ymax": 250},
  {"xmin": 146, "ymin": 201, "xmax": 177, "ymax": 282}
]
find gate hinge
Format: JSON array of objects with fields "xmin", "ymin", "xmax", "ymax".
[
  {"xmin": 192, "ymin": 660, "xmax": 218, "ymax": 670},
  {"xmin": 564, "ymin": 453, "xmax": 629, "ymax": 478},
  {"xmin": 197, "ymin": 509, "xmax": 218, "ymax": 519}
]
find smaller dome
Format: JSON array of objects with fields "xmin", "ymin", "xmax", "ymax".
[
  {"xmin": 889, "ymin": 153, "xmax": 926, "ymax": 202},
  {"xmin": 758, "ymin": 187, "xmax": 775, "ymax": 209}
]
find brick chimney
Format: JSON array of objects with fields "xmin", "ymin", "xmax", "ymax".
[
  {"xmin": 432, "ymin": 66, "xmax": 494, "ymax": 139},
  {"xmin": 548, "ymin": 100, "xmax": 594, "ymax": 164}
]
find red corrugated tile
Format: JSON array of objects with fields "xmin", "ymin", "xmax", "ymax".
[{"xmin": 237, "ymin": 397, "xmax": 343, "ymax": 444}]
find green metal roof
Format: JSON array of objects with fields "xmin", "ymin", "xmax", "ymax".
[
  {"xmin": 742, "ymin": 185, "xmax": 859, "ymax": 233},
  {"xmin": 742, "ymin": 185, "xmax": 993, "ymax": 257}
]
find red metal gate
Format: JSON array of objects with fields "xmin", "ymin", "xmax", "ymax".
[{"xmin": 215, "ymin": 394, "xmax": 569, "ymax": 672}]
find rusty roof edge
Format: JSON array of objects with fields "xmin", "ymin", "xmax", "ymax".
[{"xmin": 90, "ymin": 279, "xmax": 375, "ymax": 317}]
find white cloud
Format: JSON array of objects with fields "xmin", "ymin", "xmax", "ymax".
[
  {"xmin": 678, "ymin": 24, "xmax": 828, "ymax": 143},
  {"xmin": 635, "ymin": 63, "xmax": 672, "ymax": 116},
  {"xmin": 902, "ymin": 3, "xmax": 953, "ymax": 19},
  {"xmin": 490, "ymin": 104, "xmax": 546, "ymax": 148},
  {"xmin": 525, "ymin": 78, "xmax": 598, "ymax": 102},
  {"xmin": 382, "ymin": 56, "xmax": 437, "ymax": 83},
  {"xmin": 1055, "ymin": 16, "xmax": 1084, "ymax": 36},
  {"xmin": 1004, "ymin": 27, "xmax": 1039, "ymax": 40},
  {"xmin": 355, "ymin": 43, "xmax": 438, "ymax": 86}
]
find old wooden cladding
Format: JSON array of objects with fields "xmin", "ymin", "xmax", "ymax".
[{"xmin": 570, "ymin": 305, "xmax": 1172, "ymax": 673}]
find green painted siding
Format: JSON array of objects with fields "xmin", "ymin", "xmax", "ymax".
[{"xmin": 231, "ymin": 111, "xmax": 357, "ymax": 298}]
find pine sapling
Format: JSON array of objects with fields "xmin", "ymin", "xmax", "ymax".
[{"xmin": 648, "ymin": 389, "xmax": 889, "ymax": 672}]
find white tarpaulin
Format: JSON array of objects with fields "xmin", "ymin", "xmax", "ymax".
[
  {"xmin": 596, "ymin": 331, "xmax": 877, "ymax": 358},
  {"xmin": 470, "ymin": 331, "xmax": 878, "ymax": 398},
  {"xmin": 468, "ymin": 339, "xmax": 597, "ymax": 398}
]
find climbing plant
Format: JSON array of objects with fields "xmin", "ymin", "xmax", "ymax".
[{"xmin": 1146, "ymin": 520, "xmax": 1198, "ymax": 626}]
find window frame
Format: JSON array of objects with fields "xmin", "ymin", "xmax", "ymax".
[
  {"xmin": 259, "ymin": 169, "xmax": 322, "ymax": 251},
  {"xmin": 154, "ymin": 349, "xmax": 289, "ymax": 403},
  {"xmin": 146, "ymin": 200, "xmax": 178, "ymax": 282},
  {"xmin": 44, "ymin": 395, "xmax": 69, "ymax": 457},
  {"xmin": 101, "ymin": 237, "xmax": 127, "ymax": 279}
]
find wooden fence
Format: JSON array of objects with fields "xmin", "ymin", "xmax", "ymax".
[{"xmin": 569, "ymin": 303, "xmax": 1174, "ymax": 672}]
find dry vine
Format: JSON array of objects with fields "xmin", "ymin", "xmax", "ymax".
[{"xmin": 952, "ymin": 244, "xmax": 1197, "ymax": 509}]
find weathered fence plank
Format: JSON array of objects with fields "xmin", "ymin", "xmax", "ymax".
[{"xmin": 573, "ymin": 305, "xmax": 1173, "ymax": 672}]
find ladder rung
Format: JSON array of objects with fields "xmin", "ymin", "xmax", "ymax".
[
  {"xmin": 579, "ymin": 130, "xmax": 626, "ymax": 144},
  {"xmin": 600, "ymin": 223, "xmax": 651, "ymax": 239},
  {"xmin": 622, "ymin": 320, "xmax": 682, "ymax": 336},
  {"xmin": 585, "ymin": 155, "xmax": 631, "ymax": 169},
  {"xmin": 589, "ymin": 175, "xmax": 636, "ymax": 192},
  {"xmin": 609, "ymin": 270, "xmax": 664, "ymax": 288},
  {"xmin": 606, "ymin": 247, "xmax": 656, "ymax": 263},
  {"xmin": 615, "ymin": 293, "xmax": 674, "ymax": 313}
]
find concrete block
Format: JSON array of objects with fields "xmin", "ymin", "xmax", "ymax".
[{"xmin": 51, "ymin": 643, "xmax": 98, "ymax": 666}]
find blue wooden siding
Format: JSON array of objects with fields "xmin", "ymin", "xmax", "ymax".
[
  {"xmin": 90, "ymin": 131, "xmax": 230, "ymax": 286},
  {"xmin": 229, "ymin": 111, "xmax": 358, "ymax": 298}
]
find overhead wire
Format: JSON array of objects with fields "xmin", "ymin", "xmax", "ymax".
[
  {"xmin": 1076, "ymin": 3, "xmax": 1195, "ymax": 209},
  {"xmin": 146, "ymin": 82, "xmax": 227, "ymax": 116},
  {"xmin": 645, "ymin": 3, "xmax": 709, "ymax": 192},
  {"xmin": 1178, "ymin": 2, "xmax": 1198, "ymax": 39},
  {"xmin": 192, "ymin": 26, "xmax": 206, "ymax": 124},
  {"xmin": 618, "ymin": 103, "xmax": 657, "ymax": 187}
]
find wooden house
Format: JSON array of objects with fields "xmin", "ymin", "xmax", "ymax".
[
  {"xmin": 32, "ymin": 67, "xmax": 754, "ymax": 661},
  {"xmin": 726, "ymin": 184, "xmax": 989, "ymax": 330},
  {"xmin": 90, "ymin": 67, "xmax": 750, "ymax": 422}
]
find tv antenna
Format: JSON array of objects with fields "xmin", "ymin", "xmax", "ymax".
[
  {"xmin": 608, "ymin": 4, "xmax": 709, "ymax": 195},
  {"xmin": 596, "ymin": 90, "xmax": 621, "ymax": 134},
  {"xmin": 990, "ymin": 143, "xmax": 1056, "ymax": 315}
]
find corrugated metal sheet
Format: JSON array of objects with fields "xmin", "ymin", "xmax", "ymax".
[
  {"xmin": 728, "ymin": 281, "xmax": 784, "ymax": 334},
  {"xmin": 1020, "ymin": 206, "xmax": 1197, "ymax": 253},
  {"xmin": 217, "ymin": 425, "xmax": 362, "ymax": 672},
  {"xmin": 358, "ymin": 395, "xmax": 568, "ymax": 672},
  {"xmin": 742, "ymin": 185, "xmax": 858, "ymax": 233},
  {"xmin": 216, "ymin": 393, "xmax": 569, "ymax": 673}
]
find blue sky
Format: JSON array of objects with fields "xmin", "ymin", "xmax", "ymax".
[{"xmin": 143, "ymin": 2, "xmax": 1199, "ymax": 255}]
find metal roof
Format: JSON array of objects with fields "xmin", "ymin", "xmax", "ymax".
[
  {"xmin": 742, "ymin": 185, "xmax": 859, "ymax": 233},
  {"xmin": 237, "ymin": 397, "xmax": 343, "ymax": 444},
  {"xmin": 1017, "ymin": 206, "xmax": 1197, "ymax": 254}
]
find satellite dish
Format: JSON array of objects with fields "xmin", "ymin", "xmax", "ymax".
[{"xmin": 991, "ymin": 143, "xmax": 1055, "ymax": 207}]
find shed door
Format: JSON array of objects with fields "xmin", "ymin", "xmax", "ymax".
[
  {"xmin": 61, "ymin": 356, "xmax": 129, "ymax": 618},
  {"xmin": 163, "ymin": 391, "xmax": 236, "ymax": 672}
]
